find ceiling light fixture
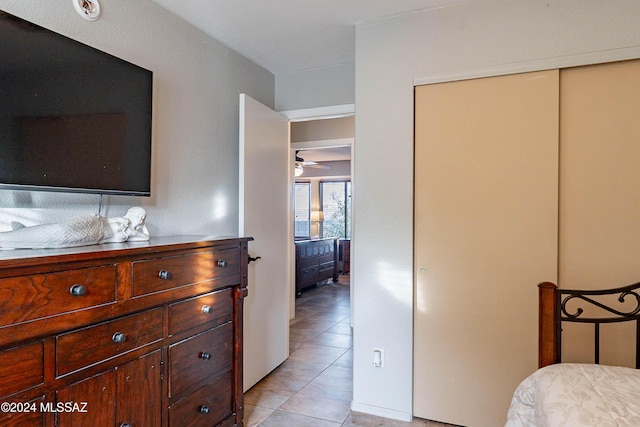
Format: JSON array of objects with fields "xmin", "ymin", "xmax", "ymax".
[{"xmin": 73, "ymin": 0, "xmax": 101, "ymax": 21}]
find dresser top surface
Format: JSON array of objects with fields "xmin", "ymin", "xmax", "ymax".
[{"xmin": 0, "ymin": 235, "xmax": 252, "ymax": 269}]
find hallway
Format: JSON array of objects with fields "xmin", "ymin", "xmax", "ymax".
[{"xmin": 243, "ymin": 277, "xmax": 448, "ymax": 426}]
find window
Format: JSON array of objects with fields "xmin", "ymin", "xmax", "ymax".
[
  {"xmin": 294, "ymin": 182, "xmax": 310, "ymax": 238},
  {"xmin": 320, "ymin": 181, "xmax": 351, "ymax": 239}
]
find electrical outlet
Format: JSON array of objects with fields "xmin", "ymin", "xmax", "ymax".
[{"xmin": 373, "ymin": 348, "xmax": 384, "ymax": 367}]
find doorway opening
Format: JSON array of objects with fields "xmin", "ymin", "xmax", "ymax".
[
  {"xmin": 243, "ymin": 108, "xmax": 356, "ymax": 425},
  {"xmin": 290, "ymin": 114, "xmax": 353, "ymax": 303}
]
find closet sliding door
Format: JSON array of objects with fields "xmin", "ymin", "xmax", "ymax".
[
  {"xmin": 414, "ymin": 71, "xmax": 559, "ymax": 427},
  {"xmin": 559, "ymin": 59, "xmax": 640, "ymax": 367}
]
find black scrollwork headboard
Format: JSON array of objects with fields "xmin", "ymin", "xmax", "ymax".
[{"xmin": 538, "ymin": 281, "xmax": 640, "ymax": 368}]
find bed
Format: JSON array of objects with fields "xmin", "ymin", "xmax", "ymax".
[{"xmin": 505, "ymin": 281, "xmax": 640, "ymax": 427}]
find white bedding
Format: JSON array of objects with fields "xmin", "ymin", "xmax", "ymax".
[{"xmin": 505, "ymin": 363, "xmax": 640, "ymax": 427}]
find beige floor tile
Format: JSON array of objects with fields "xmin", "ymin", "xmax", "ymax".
[
  {"xmin": 327, "ymin": 322, "xmax": 353, "ymax": 335},
  {"xmin": 306, "ymin": 297, "xmax": 347, "ymax": 308},
  {"xmin": 295, "ymin": 378, "xmax": 352, "ymax": 402},
  {"xmin": 289, "ymin": 342, "xmax": 349, "ymax": 365},
  {"xmin": 314, "ymin": 331, "xmax": 353, "ymax": 349},
  {"xmin": 308, "ymin": 310, "xmax": 351, "ymax": 322},
  {"xmin": 244, "ymin": 386, "xmax": 295, "ymax": 409},
  {"xmin": 290, "ymin": 340, "xmax": 305, "ymax": 352},
  {"xmin": 291, "ymin": 318, "xmax": 339, "ymax": 332},
  {"xmin": 317, "ymin": 364, "xmax": 352, "ymax": 381},
  {"xmin": 245, "ymin": 276, "xmax": 353, "ymax": 426},
  {"xmin": 296, "ymin": 365, "xmax": 352, "ymax": 401},
  {"xmin": 343, "ymin": 412, "xmax": 456, "ymax": 427},
  {"xmin": 260, "ymin": 410, "xmax": 342, "ymax": 426},
  {"xmin": 274, "ymin": 358, "xmax": 331, "ymax": 377},
  {"xmin": 290, "ymin": 327, "xmax": 325, "ymax": 343},
  {"xmin": 295, "ymin": 306, "xmax": 322, "ymax": 319},
  {"xmin": 333, "ymin": 348, "xmax": 353, "ymax": 368},
  {"xmin": 244, "ymin": 404, "xmax": 275, "ymax": 427},
  {"xmin": 280, "ymin": 394, "xmax": 352, "ymax": 423},
  {"xmin": 255, "ymin": 371, "xmax": 315, "ymax": 393}
]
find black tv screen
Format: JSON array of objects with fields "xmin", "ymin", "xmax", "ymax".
[{"xmin": 0, "ymin": 11, "xmax": 153, "ymax": 196}]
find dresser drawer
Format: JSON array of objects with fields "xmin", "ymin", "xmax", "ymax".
[
  {"xmin": 169, "ymin": 370, "xmax": 233, "ymax": 427},
  {"xmin": 0, "ymin": 341, "xmax": 44, "ymax": 398},
  {"xmin": 168, "ymin": 288, "xmax": 233, "ymax": 336},
  {"xmin": 132, "ymin": 248, "xmax": 240, "ymax": 296},
  {"xmin": 0, "ymin": 266, "xmax": 116, "ymax": 326},
  {"xmin": 168, "ymin": 322, "xmax": 233, "ymax": 399},
  {"xmin": 0, "ymin": 395, "xmax": 45, "ymax": 427},
  {"xmin": 56, "ymin": 308, "xmax": 163, "ymax": 376}
]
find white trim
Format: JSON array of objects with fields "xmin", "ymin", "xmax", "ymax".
[
  {"xmin": 351, "ymin": 402, "xmax": 412, "ymax": 423},
  {"xmin": 280, "ymin": 104, "xmax": 355, "ymax": 121},
  {"xmin": 291, "ymin": 138, "xmax": 353, "ymax": 150},
  {"xmin": 238, "ymin": 94, "xmax": 246, "ymax": 236},
  {"xmin": 414, "ymin": 46, "xmax": 640, "ymax": 86}
]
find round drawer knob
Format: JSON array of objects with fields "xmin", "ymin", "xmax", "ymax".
[
  {"xmin": 69, "ymin": 284, "xmax": 87, "ymax": 296},
  {"xmin": 112, "ymin": 332, "xmax": 127, "ymax": 343},
  {"xmin": 217, "ymin": 259, "xmax": 228, "ymax": 268},
  {"xmin": 120, "ymin": 423, "xmax": 132, "ymax": 427},
  {"xmin": 158, "ymin": 270, "xmax": 172, "ymax": 280},
  {"xmin": 201, "ymin": 305, "xmax": 212, "ymax": 314},
  {"xmin": 199, "ymin": 405, "xmax": 210, "ymax": 414},
  {"xmin": 199, "ymin": 352, "xmax": 211, "ymax": 360}
]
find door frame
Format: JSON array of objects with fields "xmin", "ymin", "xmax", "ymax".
[{"xmin": 279, "ymin": 104, "xmax": 355, "ymax": 320}]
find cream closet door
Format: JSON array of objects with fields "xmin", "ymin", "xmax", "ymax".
[
  {"xmin": 414, "ymin": 71, "xmax": 559, "ymax": 426},
  {"xmin": 559, "ymin": 60, "xmax": 640, "ymax": 367}
]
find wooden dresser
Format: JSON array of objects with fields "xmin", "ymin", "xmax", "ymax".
[
  {"xmin": 0, "ymin": 236, "xmax": 251, "ymax": 427},
  {"xmin": 294, "ymin": 238, "xmax": 338, "ymax": 296}
]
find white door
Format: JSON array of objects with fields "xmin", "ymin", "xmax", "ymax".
[{"xmin": 239, "ymin": 94, "xmax": 291, "ymax": 391}]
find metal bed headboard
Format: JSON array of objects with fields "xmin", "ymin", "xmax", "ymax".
[{"xmin": 538, "ymin": 281, "xmax": 640, "ymax": 368}]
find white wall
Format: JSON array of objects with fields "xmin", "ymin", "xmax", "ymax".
[
  {"xmin": 0, "ymin": 0, "xmax": 273, "ymax": 236},
  {"xmin": 353, "ymin": 0, "xmax": 640, "ymax": 421},
  {"xmin": 291, "ymin": 116, "xmax": 354, "ymax": 143},
  {"xmin": 276, "ymin": 63, "xmax": 354, "ymax": 111}
]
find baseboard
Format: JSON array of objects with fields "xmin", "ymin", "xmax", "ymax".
[{"xmin": 350, "ymin": 401, "xmax": 412, "ymax": 423}]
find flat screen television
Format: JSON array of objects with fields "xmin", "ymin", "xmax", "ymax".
[{"xmin": 0, "ymin": 10, "xmax": 153, "ymax": 196}]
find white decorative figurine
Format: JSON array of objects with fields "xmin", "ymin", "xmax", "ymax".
[{"xmin": 0, "ymin": 207, "xmax": 150, "ymax": 249}]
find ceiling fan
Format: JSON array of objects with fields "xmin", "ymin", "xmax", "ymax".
[{"xmin": 295, "ymin": 151, "xmax": 331, "ymax": 176}]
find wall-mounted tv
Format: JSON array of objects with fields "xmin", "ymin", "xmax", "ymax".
[{"xmin": 0, "ymin": 10, "xmax": 153, "ymax": 196}]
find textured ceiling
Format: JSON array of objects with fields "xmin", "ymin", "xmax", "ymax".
[{"xmin": 149, "ymin": 0, "xmax": 472, "ymax": 75}]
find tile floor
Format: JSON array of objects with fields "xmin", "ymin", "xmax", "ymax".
[{"xmin": 243, "ymin": 276, "xmax": 452, "ymax": 427}]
